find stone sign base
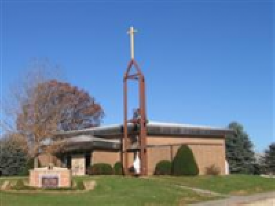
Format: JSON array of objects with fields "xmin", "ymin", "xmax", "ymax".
[{"xmin": 29, "ymin": 167, "xmax": 71, "ymax": 188}]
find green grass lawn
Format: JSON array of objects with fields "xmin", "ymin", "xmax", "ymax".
[
  {"xmin": 0, "ymin": 175, "xmax": 274, "ymax": 206},
  {"xmin": 152, "ymin": 175, "xmax": 275, "ymax": 195},
  {"xmin": 0, "ymin": 176, "xmax": 213, "ymax": 206}
]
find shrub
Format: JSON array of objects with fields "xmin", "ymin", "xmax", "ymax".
[
  {"xmin": 86, "ymin": 166, "xmax": 92, "ymax": 175},
  {"xmin": 205, "ymin": 164, "xmax": 220, "ymax": 175},
  {"xmin": 77, "ymin": 181, "xmax": 85, "ymax": 190},
  {"xmin": 11, "ymin": 179, "xmax": 30, "ymax": 190},
  {"xmin": 172, "ymin": 145, "xmax": 199, "ymax": 176},
  {"xmin": 113, "ymin": 162, "xmax": 123, "ymax": 175},
  {"xmin": 154, "ymin": 160, "xmax": 172, "ymax": 175},
  {"xmin": 14, "ymin": 179, "xmax": 25, "ymax": 189},
  {"xmin": 89, "ymin": 163, "xmax": 113, "ymax": 175},
  {"xmin": 19, "ymin": 158, "xmax": 35, "ymax": 176},
  {"xmin": 0, "ymin": 136, "xmax": 28, "ymax": 176}
]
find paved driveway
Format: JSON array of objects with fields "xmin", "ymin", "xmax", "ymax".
[{"xmin": 240, "ymin": 198, "xmax": 275, "ymax": 206}]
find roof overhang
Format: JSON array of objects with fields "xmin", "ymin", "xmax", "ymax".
[
  {"xmin": 60, "ymin": 135, "xmax": 120, "ymax": 153},
  {"xmin": 54, "ymin": 121, "xmax": 234, "ymax": 138}
]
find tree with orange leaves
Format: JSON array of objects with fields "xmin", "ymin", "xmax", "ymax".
[
  {"xmin": 16, "ymin": 80, "xmax": 104, "ymax": 167},
  {"xmin": 1, "ymin": 61, "xmax": 104, "ymax": 168}
]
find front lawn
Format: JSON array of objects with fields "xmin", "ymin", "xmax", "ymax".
[
  {"xmin": 152, "ymin": 175, "xmax": 275, "ymax": 195},
  {"xmin": 0, "ymin": 176, "xmax": 214, "ymax": 206},
  {"xmin": 0, "ymin": 175, "xmax": 274, "ymax": 206}
]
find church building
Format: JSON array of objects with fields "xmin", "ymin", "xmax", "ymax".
[
  {"xmin": 39, "ymin": 27, "xmax": 233, "ymax": 176},
  {"xmin": 39, "ymin": 121, "xmax": 232, "ymax": 176}
]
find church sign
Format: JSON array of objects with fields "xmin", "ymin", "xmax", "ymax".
[
  {"xmin": 41, "ymin": 175, "xmax": 59, "ymax": 188},
  {"xmin": 29, "ymin": 167, "xmax": 71, "ymax": 188}
]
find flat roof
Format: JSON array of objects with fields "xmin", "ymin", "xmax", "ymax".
[
  {"xmin": 61, "ymin": 135, "xmax": 120, "ymax": 152},
  {"xmin": 55, "ymin": 120, "xmax": 234, "ymax": 138},
  {"xmin": 54, "ymin": 121, "xmax": 234, "ymax": 153}
]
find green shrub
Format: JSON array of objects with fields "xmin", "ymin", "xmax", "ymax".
[
  {"xmin": 14, "ymin": 179, "xmax": 25, "ymax": 190},
  {"xmin": 77, "ymin": 181, "xmax": 85, "ymax": 190},
  {"xmin": 0, "ymin": 136, "xmax": 28, "ymax": 176},
  {"xmin": 11, "ymin": 179, "xmax": 32, "ymax": 190},
  {"xmin": 113, "ymin": 162, "xmax": 123, "ymax": 175},
  {"xmin": 172, "ymin": 145, "xmax": 199, "ymax": 176},
  {"xmin": 154, "ymin": 160, "xmax": 172, "ymax": 175},
  {"xmin": 89, "ymin": 163, "xmax": 113, "ymax": 175},
  {"xmin": 205, "ymin": 164, "xmax": 220, "ymax": 175},
  {"xmin": 19, "ymin": 158, "xmax": 35, "ymax": 176}
]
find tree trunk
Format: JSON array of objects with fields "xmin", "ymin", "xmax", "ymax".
[
  {"xmin": 48, "ymin": 153, "xmax": 53, "ymax": 166},
  {"xmin": 34, "ymin": 156, "xmax": 39, "ymax": 168}
]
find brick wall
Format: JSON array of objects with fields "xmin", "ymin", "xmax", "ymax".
[
  {"xmin": 92, "ymin": 150, "xmax": 120, "ymax": 166},
  {"xmin": 29, "ymin": 168, "xmax": 71, "ymax": 188},
  {"xmin": 38, "ymin": 135, "xmax": 226, "ymax": 176},
  {"xmin": 147, "ymin": 135, "xmax": 226, "ymax": 175}
]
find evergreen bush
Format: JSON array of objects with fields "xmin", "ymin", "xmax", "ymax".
[
  {"xmin": 89, "ymin": 163, "xmax": 113, "ymax": 175},
  {"xmin": 19, "ymin": 158, "xmax": 35, "ymax": 176},
  {"xmin": 172, "ymin": 145, "xmax": 199, "ymax": 176},
  {"xmin": 154, "ymin": 160, "xmax": 172, "ymax": 175},
  {"xmin": 113, "ymin": 162, "xmax": 123, "ymax": 175},
  {"xmin": 11, "ymin": 179, "xmax": 33, "ymax": 190},
  {"xmin": 77, "ymin": 181, "xmax": 85, "ymax": 190},
  {"xmin": 0, "ymin": 136, "xmax": 28, "ymax": 176},
  {"xmin": 226, "ymin": 122, "xmax": 256, "ymax": 174},
  {"xmin": 262, "ymin": 143, "xmax": 275, "ymax": 175},
  {"xmin": 14, "ymin": 179, "xmax": 25, "ymax": 190}
]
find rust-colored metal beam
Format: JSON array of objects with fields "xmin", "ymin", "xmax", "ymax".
[
  {"xmin": 123, "ymin": 78, "xmax": 129, "ymax": 175},
  {"xmin": 122, "ymin": 27, "xmax": 148, "ymax": 176},
  {"xmin": 140, "ymin": 75, "xmax": 148, "ymax": 175},
  {"xmin": 126, "ymin": 74, "xmax": 139, "ymax": 80},
  {"xmin": 122, "ymin": 59, "xmax": 148, "ymax": 176}
]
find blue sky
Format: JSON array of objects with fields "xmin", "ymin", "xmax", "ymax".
[{"xmin": 0, "ymin": 0, "xmax": 273, "ymax": 152}]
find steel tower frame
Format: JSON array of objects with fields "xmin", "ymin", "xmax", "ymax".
[{"xmin": 122, "ymin": 58, "xmax": 148, "ymax": 176}]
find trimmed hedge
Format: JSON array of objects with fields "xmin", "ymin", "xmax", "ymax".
[
  {"xmin": 172, "ymin": 145, "xmax": 199, "ymax": 176},
  {"xmin": 77, "ymin": 181, "xmax": 85, "ymax": 190},
  {"xmin": 11, "ymin": 179, "xmax": 35, "ymax": 190},
  {"xmin": 113, "ymin": 162, "xmax": 123, "ymax": 175},
  {"xmin": 88, "ymin": 163, "xmax": 113, "ymax": 175},
  {"xmin": 154, "ymin": 160, "xmax": 172, "ymax": 175},
  {"xmin": 12, "ymin": 179, "xmax": 25, "ymax": 190}
]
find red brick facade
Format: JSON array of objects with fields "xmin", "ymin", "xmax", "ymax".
[
  {"xmin": 92, "ymin": 150, "xmax": 120, "ymax": 166},
  {"xmin": 89, "ymin": 135, "xmax": 226, "ymax": 175},
  {"xmin": 39, "ymin": 135, "xmax": 226, "ymax": 175},
  {"xmin": 146, "ymin": 136, "xmax": 226, "ymax": 175}
]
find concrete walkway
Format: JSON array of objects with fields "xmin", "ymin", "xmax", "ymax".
[
  {"xmin": 177, "ymin": 185, "xmax": 227, "ymax": 197},
  {"xmin": 242, "ymin": 197, "xmax": 275, "ymax": 206},
  {"xmin": 190, "ymin": 191, "xmax": 275, "ymax": 206}
]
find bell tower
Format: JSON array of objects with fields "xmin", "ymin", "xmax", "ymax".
[{"xmin": 122, "ymin": 26, "xmax": 148, "ymax": 176}]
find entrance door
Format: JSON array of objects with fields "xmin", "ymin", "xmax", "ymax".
[
  {"xmin": 71, "ymin": 154, "xmax": 85, "ymax": 176},
  {"xmin": 85, "ymin": 153, "xmax": 91, "ymax": 171}
]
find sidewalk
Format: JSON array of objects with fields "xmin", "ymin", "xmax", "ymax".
[
  {"xmin": 242, "ymin": 197, "xmax": 275, "ymax": 206},
  {"xmin": 190, "ymin": 191, "xmax": 275, "ymax": 206}
]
